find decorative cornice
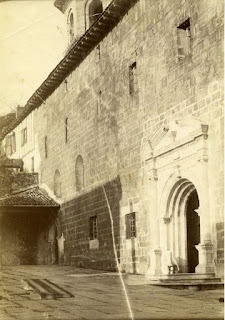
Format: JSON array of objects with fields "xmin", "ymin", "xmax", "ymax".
[
  {"xmin": 0, "ymin": 0, "xmax": 138, "ymax": 141},
  {"xmin": 141, "ymin": 118, "xmax": 209, "ymax": 162}
]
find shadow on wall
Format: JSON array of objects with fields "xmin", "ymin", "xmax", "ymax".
[
  {"xmin": 61, "ymin": 175, "xmax": 122, "ymax": 271},
  {"xmin": 0, "ymin": 209, "xmax": 58, "ymax": 266}
]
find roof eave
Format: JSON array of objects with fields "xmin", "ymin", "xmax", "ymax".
[
  {"xmin": 1, "ymin": 0, "xmax": 138, "ymax": 140},
  {"xmin": 0, "ymin": 205, "xmax": 60, "ymax": 208}
]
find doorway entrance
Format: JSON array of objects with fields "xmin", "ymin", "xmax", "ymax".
[
  {"xmin": 163, "ymin": 178, "xmax": 201, "ymax": 274},
  {"xmin": 186, "ymin": 190, "xmax": 200, "ymax": 273}
]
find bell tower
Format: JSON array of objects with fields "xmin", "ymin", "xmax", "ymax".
[{"xmin": 54, "ymin": 0, "xmax": 110, "ymax": 49}]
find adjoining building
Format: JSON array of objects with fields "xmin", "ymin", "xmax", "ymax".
[
  {"xmin": 1, "ymin": 0, "xmax": 223, "ymax": 280},
  {"xmin": 0, "ymin": 158, "xmax": 59, "ymax": 265}
]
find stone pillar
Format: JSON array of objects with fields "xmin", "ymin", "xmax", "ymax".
[
  {"xmin": 57, "ymin": 233, "xmax": 65, "ymax": 264},
  {"xmin": 195, "ymin": 243, "xmax": 215, "ymax": 274},
  {"xmin": 195, "ymin": 139, "xmax": 215, "ymax": 274},
  {"xmin": 146, "ymin": 165, "xmax": 162, "ymax": 276}
]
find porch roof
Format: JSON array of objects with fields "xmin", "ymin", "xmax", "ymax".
[{"xmin": 0, "ymin": 187, "xmax": 60, "ymax": 208}]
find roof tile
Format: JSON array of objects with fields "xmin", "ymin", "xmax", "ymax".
[{"xmin": 0, "ymin": 187, "xmax": 59, "ymax": 207}]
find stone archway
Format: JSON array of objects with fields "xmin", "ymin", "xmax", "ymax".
[{"xmin": 163, "ymin": 178, "xmax": 201, "ymax": 273}]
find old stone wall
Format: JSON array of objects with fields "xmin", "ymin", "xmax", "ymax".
[
  {"xmin": 34, "ymin": 0, "xmax": 223, "ymax": 275},
  {"xmin": 60, "ymin": 176, "xmax": 121, "ymax": 270}
]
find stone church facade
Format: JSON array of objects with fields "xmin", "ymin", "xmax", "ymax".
[{"xmin": 1, "ymin": 0, "xmax": 224, "ymax": 278}]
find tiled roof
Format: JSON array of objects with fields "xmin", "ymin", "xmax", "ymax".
[{"xmin": 0, "ymin": 187, "xmax": 60, "ymax": 207}]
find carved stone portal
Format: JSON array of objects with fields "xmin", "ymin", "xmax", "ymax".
[{"xmin": 142, "ymin": 118, "xmax": 215, "ymax": 276}]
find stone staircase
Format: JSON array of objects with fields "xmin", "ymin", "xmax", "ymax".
[{"xmin": 146, "ymin": 273, "xmax": 224, "ymax": 290}]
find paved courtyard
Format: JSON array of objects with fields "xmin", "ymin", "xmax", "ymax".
[{"xmin": 0, "ymin": 265, "xmax": 223, "ymax": 320}]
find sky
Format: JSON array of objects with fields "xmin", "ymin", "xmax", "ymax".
[{"xmin": 0, "ymin": 0, "xmax": 66, "ymax": 116}]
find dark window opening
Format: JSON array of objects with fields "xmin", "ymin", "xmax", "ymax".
[
  {"xmin": 44, "ymin": 136, "xmax": 48, "ymax": 158},
  {"xmin": 177, "ymin": 18, "xmax": 191, "ymax": 58},
  {"xmin": 126, "ymin": 212, "xmax": 136, "ymax": 239},
  {"xmin": 5, "ymin": 132, "xmax": 16, "ymax": 156},
  {"xmin": 5, "ymin": 136, "xmax": 12, "ymax": 156},
  {"xmin": 89, "ymin": 0, "xmax": 103, "ymax": 26},
  {"xmin": 75, "ymin": 155, "xmax": 84, "ymax": 192},
  {"xmin": 68, "ymin": 11, "xmax": 74, "ymax": 44},
  {"xmin": 31, "ymin": 157, "xmax": 34, "ymax": 173},
  {"xmin": 90, "ymin": 216, "xmax": 98, "ymax": 240},
  {"xmin": 21, "ymin": 128, "xmax": 27, "ymax": 147},
  {"xmin": 129, "ymin": 62, "xmax": 137, "ymax": 94},
  {"xmin": 65, "ymin": 118, "xmax": 68, "ymax": 143}
]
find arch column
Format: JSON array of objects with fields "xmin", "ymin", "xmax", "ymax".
[
  {"xmin": 195, "ymin": 151, "xmax": 215, "ymax": 274},
  {"xmin": 145, "ymin": 159, "xmax": 162, "ymax": 276}
]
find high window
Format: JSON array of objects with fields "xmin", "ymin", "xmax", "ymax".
[
  {"xmin": 129, "ymin": 62, "xmax": 137, "ymax": 94},
  {"xmin": 126, "ymin": 212, "xmax": 136, "ymax": 239},
  {"xmin": 89, "ymin": 0, "xmax": 103, "ymax": 26},
  {"xmin": 21, "ymin": 128, "xmax": 27, "ymax": 147},
  {"xmin": 65, "ymin": 118, "xmax": 68, "ymax": 143},
  {"xmin": 177, "ymin": 18, "xmax": 191, "ymax": 59},
  {"xmin": 68, "ymin": 10, "xmax": 74, "ymax": 44},
  {"xmin": 54, "ymin": 170, "xmax": 61, "ymax": 197},
  {"xmin": 5, "ymin": 132, "xmax": 16, "ymax": 156},
  {"xmin": 75, "ymin": 155, "xmax": 84, "ymax": 191},
  {"xmin": 12, "ymin": 132, "xmax": 16, "ymax": 154},
  {"xmin": 31, "ymin": 157, "xmax": 34, "ymax": 173},
  {"xmin": 89, "ymin": 216, "xmax": 98, "ymax": 240},
  {"xmin": 44, "ymin": 136, "xmax": 48, "ymax": 158},
  {"xmin": 5, "ymin": 135, "xmax": 12, "ymax": 156}
]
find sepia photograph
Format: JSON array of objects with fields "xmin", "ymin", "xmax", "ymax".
[{"xmin": 0, "ymin": 0, "xmax": 224, "ymax": 319}]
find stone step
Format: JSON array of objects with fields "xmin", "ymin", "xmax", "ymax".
[
  {"xmin": 145, "ymin": 273, "xmax": 223, "ymax": 290},
  {"xmin": 159, "ymin": 278, "xmax": 221, "ymax": 284},
  {"xmin": 156, "ymin": 282, "xmax": 224, "ymax": 291},
  {"xmin": 159, "ymin": 277, "xmax": 222, "ymax": 283},
  {"xmin": 159, "ymin": 273, "xmax": 217, "ymax": 280}
]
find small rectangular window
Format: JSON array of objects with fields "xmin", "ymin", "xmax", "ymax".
[
  {"xmin": 177, "ymin": 18, "xmax": 191, "ymax": 59},
  {"xmin": 21, "ymin": 128, "xmax": 27, "ymax": 147},
  {"xmin": 126, "ymin": 212, "xmax": 136, "ymax": 239},
  {"xmin": 44, "ymin": 136, "xmax": 48, "ymax": 158},
  {"xmin": 65, "ymin": 118, "xmax": 68, "ymax": 143},
  {"xmin": 5, "ymin": 135, "xmax": 12, "ymax": 156},
  {"xmin": 90, "ymin": 216, "xmax": 98, "ymax": 240},
  {"xmin": 31, "ymin": 157, "xmax": 34, "ymax": 173},
  {"xmin": 129, "ymin": 62, "xmax": 137, "ymax": 95}
]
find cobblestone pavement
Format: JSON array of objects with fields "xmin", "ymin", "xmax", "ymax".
[{"xmin": 0, "ymin": 266, "xmax": 223, "ymax": 320}]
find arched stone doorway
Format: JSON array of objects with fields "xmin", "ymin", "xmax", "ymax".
[
  {"xmin": 142, "ymin": 118, "xmax": 215, "ymax": 277},
  {"xmin": 163, "ymin": 178, "xmax": 201, "ymax": 273}
]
